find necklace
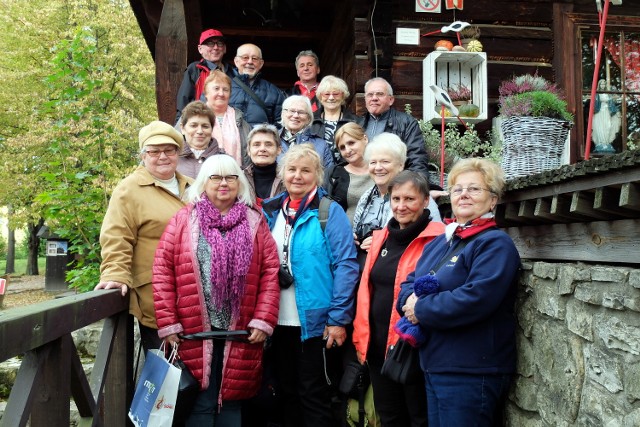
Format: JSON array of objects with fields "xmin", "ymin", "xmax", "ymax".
[{"xmin": 380, "ymin": 239, "xmax": 389, "ymax": 257}]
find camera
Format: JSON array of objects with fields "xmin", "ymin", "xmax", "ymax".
[
  {"xmin": 278, "ymin": 264, "xmax": 294, "ymax": 289},
  {"xmin": 354, "ymin": 223, "xmax": 381, "ymax": 244}
]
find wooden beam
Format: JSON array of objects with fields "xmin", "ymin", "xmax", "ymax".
[
  {"xmin": 0, "ymin": 291, "xmax": 128, "ymax": 362},
  {"xmin": 506, "ymin": 219, "xmax": 640, "ymax": 264},
  {"xmin": 620, "ymin": 182, "xmax": 640, "ymax": 210},
  {"xmin": 155, "ymin": 0, "xmax": 187, "ymax": 123},
  {"xmin": 570, "ymin": 190, "xmax": 610, "ymax": 220},
  {"xmin": 593, "ymin": 186, "xmax": 639, "ymax": 217}
]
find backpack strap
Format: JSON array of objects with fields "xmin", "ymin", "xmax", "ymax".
[
  {"xmin": 318, "ymin": 196, "xmax": 332, "ymax": 232},
  {"xmin": 233, "ymin": 76, "xmax": 271, "ymax": 122}
]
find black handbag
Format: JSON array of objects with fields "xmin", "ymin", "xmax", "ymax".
[
  {"xmin": 172, "ymin": 358, "xmax": 199, "ymax": 426},
  {"xmin": 380, "ymin": 338, "xmax": 422, "ymax": 384}
]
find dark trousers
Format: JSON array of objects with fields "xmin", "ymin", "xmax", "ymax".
[
  {"xmin": 139, "ymin": 321, "xmax": 162, "ymax": 353},
  {"xmin": 367, "ymin": 358, "xmax": 427, "ymax": 427},
  {"xmin": 271, "ymin": 326, "xmax": 335, "ymax": 427},
  {"xmin": 426, "ymin": 372, "xmax": 512, "ymax": 427}
]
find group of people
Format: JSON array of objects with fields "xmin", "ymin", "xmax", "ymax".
[{"xmin": 95, "ymin": 28, "xmax": 522, "ymax": 427}]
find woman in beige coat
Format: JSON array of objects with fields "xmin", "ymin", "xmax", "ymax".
[{"xmin": 95, "ymin": 120, "xmax": 192, "ymax": 352}]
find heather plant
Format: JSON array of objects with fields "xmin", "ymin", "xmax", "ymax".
[
  {"xmin": 447, "ymin": 84, "xmax": 472, "ymax": 102},
  {"xmin": 499, "ymin": 74, "xmax": 573, "ymax": 122}
]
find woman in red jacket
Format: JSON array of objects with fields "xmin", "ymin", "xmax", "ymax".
[
  {"xmin": 153, "ymin": 154, "xmax": 280, "ymax": 426},
  {"xmin": 352, "ymin": 171, "xmax": 444, "ymax": 427}
]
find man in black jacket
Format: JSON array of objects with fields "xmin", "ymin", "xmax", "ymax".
[
  {"xmin": 175, "ymin": 29, "xmax": 234, "ymax": 123},
  {"xmin": 357, "ymin": 77, "xmax": 430, "ymax": 178}
]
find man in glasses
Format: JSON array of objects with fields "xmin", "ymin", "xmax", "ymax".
[
  {"xmin": 175, "ymin": 29, "xmax": 234, "ymax": 123},
  {"xmin": 358, "ymin": 77, "xmax": 442, "ymax": 221},
  {"xmin": 229, "ymin": 43, "xmax": 285, "ymax": 126},
  {"xmin": 358, "ymin": 77, "xmax": 430, "ymax": 179}
]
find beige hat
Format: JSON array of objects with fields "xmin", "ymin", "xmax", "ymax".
[{"xmin": 139, "ymin": 120, "xmax": 183, "ymax": 151}]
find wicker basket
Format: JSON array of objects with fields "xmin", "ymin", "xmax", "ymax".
[{"xmin": 500, "ymin": 116, "xmax": 572, "ymax": 179}]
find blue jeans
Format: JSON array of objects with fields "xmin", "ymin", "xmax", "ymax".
[{"xmin": 425, "ymin": 372, "xmax": 512, "ymax": 427}]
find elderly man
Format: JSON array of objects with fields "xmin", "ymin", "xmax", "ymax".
[
  {"xmin": 287, "ymin": 50, "xmax": 321, "ymax": 112},
  {"xmin": 358, "ymin": 77, "xmax": 443, "ymax": 221},
  {"xmin": 175, "ymin": 29, "xmax": 233, "ymax": 123},
  {"xmin": 358, "ymin": 77, "xmax": 430, "ymax": 177},
  {"xmin": 229, "ymin": 43, "xmax": 285, "ymax": 126}
]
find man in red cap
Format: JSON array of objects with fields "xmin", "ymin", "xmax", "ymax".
[{"xmin": 175, "ymin": 29, "xmax": 234, "ymax": 123}]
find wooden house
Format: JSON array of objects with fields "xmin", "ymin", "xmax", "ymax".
[
  {"xmin": 130, "ymin": 1, "xmax": 640, "ymax": 424},
  {"xmin": 132, "ymin": 0, "xmax": 639, "ymax": 162}
]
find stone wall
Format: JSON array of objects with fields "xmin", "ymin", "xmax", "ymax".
[{"xmin": 506, "ymin": 261, "xmax": 640, "ymax": 426}]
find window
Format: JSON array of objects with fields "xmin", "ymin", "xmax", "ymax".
[{"xmin": 581, "ymin": 30, "xmax": 640, "ymax": 153}]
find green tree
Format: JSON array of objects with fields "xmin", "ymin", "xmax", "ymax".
[{"xmin": 0, "ymin": 0, "xmax": 156, "ymax": 283}]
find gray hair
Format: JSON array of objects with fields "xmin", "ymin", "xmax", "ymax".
[
  {"xmin": 281, "ymin": 95, "xmax": 313, "ymax": 129},
  {"xmin": 364, "ymin": 77, "xmax": 394, "ymax": 96},
  {"xmin": 364, "ymin": 132, "xmax": 407, "ymax": 165},
  {"xmin": 186, "ymin": 154, "xmax": 254, "ymax": 205},
  {"xmin": 295, "ymin": 50, "xmax": 319, "ymax": 68},
  {"xmin": 247, "ymin": 124, "xmax": 280, "ymax": 148}
]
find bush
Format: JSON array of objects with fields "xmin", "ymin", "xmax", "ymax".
[{"xmin": 0, "ymin": 236, "xmax": 6, "ymax": 260}]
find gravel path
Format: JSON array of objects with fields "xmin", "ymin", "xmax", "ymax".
[{"xmin": 1, "ymin": 275, "xmax": 63, "ymax": 309}]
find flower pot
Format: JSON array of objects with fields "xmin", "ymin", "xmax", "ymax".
[
  {"xmin": 453, "ymin": 100, "xmax": 469, "ymax": 107},
  {"xmin": 500, "ymin": 116, "xmax": 573, "ymax": 179}
]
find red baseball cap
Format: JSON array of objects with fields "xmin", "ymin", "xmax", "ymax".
[{"xmin": 199, "ymin": 29, "xmax": 225, "ymax": 44}]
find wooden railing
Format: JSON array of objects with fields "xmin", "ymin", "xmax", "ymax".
[
  {"xmin": 0, "ymin": 290, "xmax": 133, "ymax": 426},
  {"xmin": 496, "ymin": 152, "xmax": 640, "ymax": 264}
]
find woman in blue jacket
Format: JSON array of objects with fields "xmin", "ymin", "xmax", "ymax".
[
  {"xmin": 397, "ymin": 158, "xmax": 521, "ymax": 427},
  {"xmin": 262, "ymin": 143, "xmax": 359, "ymax": 427},
  {"xmin": 276, "ymin": 95, "xmax": 334, "ymax": 169}
]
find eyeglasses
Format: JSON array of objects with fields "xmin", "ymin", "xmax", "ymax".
[
  {"xmin": 236, "ymin": 55, "xmax": 262, "ymax": 62},
  {"xmin": 283, "ymin": 108, "xmax": 308, "ymax": 117},
  {"xmin": 145, "ymin": 147, "xmax": 178, "ymax": 157},
  {"xmin": 450, "ymin": 186, "xmax": 492, "ymax": 197},
  {"xmin": 202, "ymin": 40, "xmax": 225, "ymax": 48},
  {"xmin": 209, "ymin": 174, "xmax": 239, "ymax": 183},
  {"xmin": 364, "ymin": 91, "xmax": 388, "ymax": 99}
]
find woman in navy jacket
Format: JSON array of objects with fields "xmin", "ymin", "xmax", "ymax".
[{"xmin": 397, "ymin": 158, "xmax": 521, "ymax": 427}]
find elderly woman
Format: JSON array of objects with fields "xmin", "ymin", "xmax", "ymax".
[
  {"xmin": 243, "ymin": 123, "xmax": 285, "ymax": 206},
  {"xmin": 323, "ymin": 122, "xmax": 372, "ymax": 223},
  {"xmin": 398, "ymin": 159, "xmax": 521, "ymax": 427},
  {"xmin": 310, "ymin": 75, "xmax": 357, "ymax": 164},
  {"xmin": 177, "ymin": 100, "xmax": 220, "ymax": 178},
  {"xmin": 261, "ymin": 144, "xmax": 359, "ymax": 427},
  {"xmin": 278, "ymin": 95, "xmax": 334, "ymax": 168},
  {"xmin": 353, "ymin": 171, "xmax": 444, "ymax": 427},
  {"xmin": 95, "ymin": 121, "xmax": 192, "ymax": 352},
  {"xmin": 153, "ymin": 154, "xmax": 280, "ymax": 426},
  {"xmin": 204, "ymin": 70, "xmax": 252, "ymax": 166},
  {"xmin": 352, "ymin": 133, "xmax": 406, "ymax": 268}
]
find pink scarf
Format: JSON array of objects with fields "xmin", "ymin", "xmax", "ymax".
[
  {"xmin": 195, "ymin": 197, "xmax": 252, "ymax": 317},
  {"xmin": 213, "ymin": 107, "xmax": 242, "ymax": 164}
]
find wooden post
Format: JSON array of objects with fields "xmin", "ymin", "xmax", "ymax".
[{"xmin": 155, "ymin": 0, "xmax": 187, "ymax": 124}]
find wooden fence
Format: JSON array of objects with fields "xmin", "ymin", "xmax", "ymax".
[{"xmin": 0, "ymin": 290, "xmax": 133, "ymax": 426}]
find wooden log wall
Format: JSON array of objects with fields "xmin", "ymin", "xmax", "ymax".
[{"xmin": 350, "ymin": 0, "xmax": 640, "ymax": 136}]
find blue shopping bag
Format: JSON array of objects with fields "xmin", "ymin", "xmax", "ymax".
[{"xmin": 128, "ymin": 348, "xmax": 174, "ymax": 427}]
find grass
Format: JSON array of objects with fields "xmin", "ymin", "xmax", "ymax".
[{"xmin": 0, "ymin": 257, "xmax": 46, "ymax": 276}]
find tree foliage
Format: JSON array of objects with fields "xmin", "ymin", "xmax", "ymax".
[{"xmin": 0, "ymin": 0, "xmax": 156, "ymax": 286}]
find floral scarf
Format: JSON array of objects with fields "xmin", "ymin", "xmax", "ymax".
[{"xmin": 195, "ymin": 196, "xmax": 252, "ymax": 317}]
